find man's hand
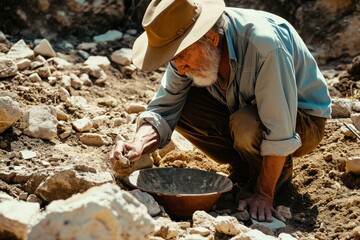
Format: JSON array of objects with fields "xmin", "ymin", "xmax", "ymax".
[
  {"xmin": 238, "ymin": 193, "xmax": 285, "ymax": 222},
  {"xmin": 109, "ymin": 123, "xmax": 160, "ymax": 167},
  {"xmin": 109, "ymin": 140, "xmax": 143, "ymax": 166},
  {"xmin": 237, "ymin": 155, "xmax": 287, "ymax": 222}
]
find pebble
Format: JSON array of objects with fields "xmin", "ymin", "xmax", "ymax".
[
  {"xmin": 19, "ymin": 192, "xmax": 28, "ymax": 201},
  {"xmin": 188, "ymin": 227, "xmax": 211, "ymax": 236},
  {"xmin": 20, "ymin": 150, "xmax": 37, "ymax": 159},
  {"xmin": 233, "ymin": 210, "xmax": 251, "ymax": 221},
  {"xmin": 276, "ymin": 205, "xmax": 292, "ymax": 221},
  {"xmin": 29, "ymin": 73, "xmax": 41, "ymax": 82},
  {"xmin": 27, "ymin": 194, "xmax": 42, "ymax": 204}
]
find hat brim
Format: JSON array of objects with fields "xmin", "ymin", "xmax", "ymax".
[{"xmin": 132, "ymin": 0, "xmax": 225, "ymax": 71}]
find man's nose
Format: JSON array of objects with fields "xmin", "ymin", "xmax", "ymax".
[{"xmin": 173, "ymin": 59, "xmax": 189, "ymax": 75}]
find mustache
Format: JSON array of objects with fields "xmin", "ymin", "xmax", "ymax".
[{"xmin": 186, "ymin": 69, "xmax": 206, "ymax": 78}]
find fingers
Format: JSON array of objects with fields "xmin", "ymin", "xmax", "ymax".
[
  {"xmin": 264, "ymin": 207, "xmax": 273, "ymax": 222},
  {"xmin": 124, "ymin": 150, "xmax": 138, "ymax": 162},
  {"xmin": 109, "ymin": 141, "xmax": 125, "ymax": 166},
  {"xmin": 237, "ymin": 196, "xmax": 278, "ymax": 222}
]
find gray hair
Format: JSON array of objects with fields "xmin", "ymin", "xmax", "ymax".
[
  {"xmin": 212, "ymin": 13, "xmax": 226, "ymax": 36},
  {"xmin": 197, "ymin": 13, "xmax": 226, "ymax": 45}
]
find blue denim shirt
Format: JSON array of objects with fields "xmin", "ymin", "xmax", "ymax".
[{"xmin": 137, "ymin": 7, "xmax": 332, "ymax": 156}]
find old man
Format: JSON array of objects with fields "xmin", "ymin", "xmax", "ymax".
[{"xmin": 110, "ymin": 0, "xmax": 331, "ymax": 222}]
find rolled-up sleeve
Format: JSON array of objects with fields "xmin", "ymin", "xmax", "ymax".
[
  {"xmin": 256, "ymin": 49, "xmax": 302, "ymax": 156},
  {"xmin": 137, "ymin": 63, "xmax": 192, "ymax": 148}
]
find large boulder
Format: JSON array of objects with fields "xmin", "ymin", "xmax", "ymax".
[
  {"xmin": 28, "ymin": 183, "xmax": 156, "ymax": 240},
  {"xmin": 0, "ymin": 96, "xmax": 22, "ymax": 133}
]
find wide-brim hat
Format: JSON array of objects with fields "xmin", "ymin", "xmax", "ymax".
[{"xmin": 132, "ymin": 0, "xmax": 225, "ymax": 71}]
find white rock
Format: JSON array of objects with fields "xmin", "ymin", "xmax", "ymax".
[
  {"xmin": 0, "ymin": 96, "xmax": 23, "ymax": 133},
  {"xmin": 0, "ymin": 200, "xmax": 40, "ymax": 240},
  {"xmin": 51, "ymin": 57, "xmax": 73, "ymax": 70},
  {"xmin": 340, "ymin": 124, "xmax": 358, "ymax": 138},
  {"xmin": 67, "ymin": 96, "xmax": 88, "ymax": 109},
  {"xmin": 93, "ymin": 30, "xmax": 123, "ymax": 43},
  {"xmin": 125, "ymin": 103, "xmax": 146, "ymax": 114},
  {"xmin": 79, "ymin": 133, "xmax": 112, "ymax": 146},
  {"xmin": 97, "ymin": 96, "xmax": 118, "ymax": 107},
  {"xmin": 0, "ymin": 192, "xmax": 14, "ymax": 202},
  {"xmin": 35, "ymin": 55, "xmax": 47, "ymax": 63},
  {"xmin": 188, "ymin": 227, "xmax": 211, "ymax": 236},
  {"xmin": 33, "ymin": 39, "xmax": 56, "ymax": 57},
  {"xmin": 214, "ymin": 215, "xmax": 249, "ymax": 236},
  {"xmin": 182, "ymin": 234, "xmax": 208, "ymax": 240},
  {"xmin": 192, "ymin": 211, "xmax": 216, "ymax": 233},
  {"xmin": 22, "ymin": 105, "xmax": 58, "ymax": 140},
  {"xmin": 34, "ymin": 168, "xmax": 114, "ymax": 202},
  {"xmin": 29, "ymin": 73, "xmax": 41, "ymax": 82},
  {"xmin": 30, "ymin": 60, "xmax": 45, "ymax": 69},
  {"xmin": 0, "ymin": 56, "xmax": 18, "ymax": 78},
  {"xmin": 153, "ymin": 217, "xmax": 184, "ymax": 239},
  {"xmin": 6, "ymin": 39, "xmax": 34, "ymax": 61},
  {"xmin": 16, "ymin": 58, "xmax": 31, "ymax": 70},
  {"xmin": 28, "ymin": 183, "xmax": 155, "ymax": 240},
  {"xmin": 77, "ymin": 42, "xmax": 97, "ymax": 51},
  {"xmin": 276, "ymin": 205, "xmax": 292, "ymax": 221},
  {"xmin": 122, "ymin": 64, "xmax": 137, "ymax": 75},
  {"xmin": 331, "ymin": 98, "xmax": 353, "ymax": 118},
  {"xmin": 278, "ymin": 233, "xmax": 298, "ymax": 240},
  {"xmin": 58, "ymin": 87, "xmax": 70, "ymax": 102},
  {"xmin": 20, "ymin": 150, "xmax": 37, "ymax": 159},
  {"xmin": 350, "ymin": 113, "xmax": 360, "ymax": 131},
  {"xmin": 353, "ymin": 101, "xmax": 360, "ymax": 112},
  {"xmin": 345, "ymin": 156, "xmax": 360, "ymax": 175},
  {"xmin": 36, "ymin": 65, "xmax": 51, "ymax": 78},
  {"xmin": 48, "ymin": 76, "xmax": 57, "ymax": 85},
  {"xmin": 92, "ymin": 115, "xmax": 109, "ymax": 128},
  {"xmin": 84, "ymin": 56, "xmax": 111, "ymax": 71},
  {"xmin": 81, "ymin": 64, "xmax": 102, "ymax": 78},
  {"xmin": 70, "ymin": 73, "xmax": 83, "ymax": 90},
  {"xmin": 111, "ymin": 48, "xmax": 132, "ymax": 66},
  {"xmin": 60, "ymin": 75, "xmax": 71, "ymax": 90},
  {"xmin": 72, "ymin": 117, "xmax": 93, "ymax": 132},
  {"xmin": 80, "ymin": 73, "xmax": 92, "ymax": 86},
  {"xmin": 232, "ymin": 229, "xmax": 277, "ymax": 240},
  {"xmin": 51, "ymin": 106, "xmax": 68, "ymax": 121}
]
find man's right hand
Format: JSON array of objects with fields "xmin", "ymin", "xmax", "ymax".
[
  {"xmin": 109, "ymin": 140, "xmax": 143, "ymax": 167},
  {"xmin": 109, "ymin": 123, "xmax": 160, "ymax": 167}
]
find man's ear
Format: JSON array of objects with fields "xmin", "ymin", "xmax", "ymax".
[{"xmin": 205, "ymin": 30, "xmax": 220, "ymax": 47}]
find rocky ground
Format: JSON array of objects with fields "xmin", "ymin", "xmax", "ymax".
[{"xmin": 0, "ymin": 0, "xmax": 360, "ymax": 240}]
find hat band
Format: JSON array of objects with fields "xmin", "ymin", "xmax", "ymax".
[{"xmin": 148, "ymin": 6, "xmax": 202, "ymax": 48}]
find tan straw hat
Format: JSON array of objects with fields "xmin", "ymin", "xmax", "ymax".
[{"xmin": 132, "ymin": 0, "xmax": 225, "ymax": 71}]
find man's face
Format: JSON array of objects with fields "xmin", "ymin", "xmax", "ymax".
[{"xmin": 172, "ymin": 38, "xmax": 221, "ymax": 87}]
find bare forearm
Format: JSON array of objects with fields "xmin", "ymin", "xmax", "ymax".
[
  {"xmin": 133, "ymin": 123, "xmax": 160, "ymax": 155},
  {"xmin": 255, "ymin": 156, "xmax": 286, "ymax": 200}
]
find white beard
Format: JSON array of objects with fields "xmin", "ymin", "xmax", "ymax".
[{"xmin": 186, "ymin": 40, "xmax": 221, "ymax": 87}]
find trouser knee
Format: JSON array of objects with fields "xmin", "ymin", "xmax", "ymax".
[{"xmin": 229, "ymin": 107, "xmax": 263, "ymax": 154}]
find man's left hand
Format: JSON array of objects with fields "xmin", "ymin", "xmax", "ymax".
[{"xmin": 238, "ymin": 193, "xmax": 285, "ymax": 222}]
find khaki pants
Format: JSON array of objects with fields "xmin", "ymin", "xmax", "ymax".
[{"xmin": 176, "ymin": 87, "xmax": 326, "ymax": 185}]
